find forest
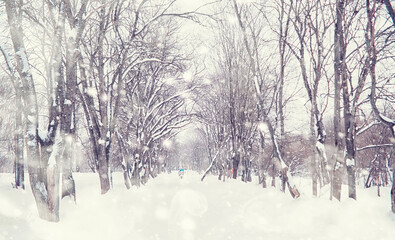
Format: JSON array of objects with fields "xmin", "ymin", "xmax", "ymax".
[{"xmin": 0, "ymin": 0, "xmax": 394, "ymax": 226}]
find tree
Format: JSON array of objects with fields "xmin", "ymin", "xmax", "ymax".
[
  {"xmin": 0, "ymin": 46, "xmax": 24, "ymax": 189},
  {"xmin": 194, "ymin": 79, "xmax": 232, "ymax": 181},
  {"xmin": 330, "ymin": 0, "xmax": 394, "ymax": 202},
  {"xmin": 232, "ymin": 0, "xmax": 299, "ymax": 197},
  {"xmin": 331, "ymin": 0, "xmax": 347, "ymax": 201},
  {"xmin": 76, "ymin": 0, "xmax": 212, "ymax": 193},
  {"xmin": 116, "ymin": 22, "xmax": 191, "ymax": 187},
  {"xmin": 5, "ymin": 0, "xmax": 64, "ymax": 221},
  {"xmin": 365, "ymin": 0, "xmax": 395, "ymax": 213},
  {"xmin": 58, "ymin": 0, "xmax": 88, "ymax": 201},
  {"xmin": 288, "ymin": 0, "xmax": 332, "ymax": 196}
]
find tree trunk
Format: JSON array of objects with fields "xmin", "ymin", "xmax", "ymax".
[
  {"xmin": 97, "ymin": 146, "xmax": 111, "ymax": 193},
  {"xmin": 342, "ymin": 73, "xmax": 357, "ymax": 200},
  {"xmin": 232, "ymin": 153, "xmax": 240, "ymax": 179},
  {"xmin": 14, "ymin": 109, "xmax": 24, "ymax": 189},
  {"xmin": 123, "ymin": 169, "xmax": 132, "ymax": 190},
  {"xmin": 46, "ymin": 163, "xmax": 60, "ymax": 222},
  {"xmin": 331, "ymin": 0, "xmax": 346, "ymax": 201},
  {"xmin": 310, "ymin": 110, "xmax": 318, "ymax": 196},
  {"xmin": 343, "ymin": 111, "xmax": 357, "ymax": 200},
  {"xmin": 366, "ymin": 0, "xmax": 395, "ymax": 213},
  {"xmin": 392, "ymin": 169, "xmax": 395, "ymax": 213},
  {"xmin": 6, "ymin": 0, "xmax": 61, "ymax": 222},
  {"xmin": 59, "ymin": 0, "xmax": 88, "ymax": 200},
  {"xmin": 260, "ymin": 172, "xmax": 267, "ymax": 188}
]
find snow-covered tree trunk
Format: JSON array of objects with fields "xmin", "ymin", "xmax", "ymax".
[
  {"xmin": 331, "ymin": 0, "xmax": 346, "ymax": 202},
  {"xmin": 342, "ymin": 105, "xmax": 357, "ymax": 200},
  {"xmin": 14, "ymin": 103, "xmax": 24, "ymax": 189},
  {"xmin": 392, "ymin": 167, "xmax": 395, "ymax": 213},
  {"xmin": 59, "ymin": 0, "xmax": 88, "ymax": 200},
  {"xmin": 310, "ymin": 111, "xmax": 319, "ymax": 196},
  {"xmin": 5, "ymin": 0, "xmax": 61, "ymax": 221}
]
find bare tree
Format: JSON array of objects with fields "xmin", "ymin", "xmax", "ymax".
[
  {"xmin": 58, "ymin": 0, "xmax": 88, "ymax": 201},
  {"xmin": 365, "ymin": 0, "xmax": 395, "ymax": 213},
  {"xmin": 77, "ymin": 0, "xmax": 213, "ymax": 193},
  {"xmin": 287, "ymin": 0, "xmax": 332, "ymax": 196},
  {"xmin": 5, "ymin": 0, "xmax": 65, "ymax": 221},
  {"xmin": 117, "ymin": 36, "xmax": 191, "ymax": 187},
  {"xmin": 331, "ymin": 0, "xmax": 347, "ymax": 201},
  {"xmin": 232, "ymin": 0, "xmax": 299, "ymax": 198},
  {"xmin": 0, "ymin": 46, "xmax": 24, "ymax": 189}
]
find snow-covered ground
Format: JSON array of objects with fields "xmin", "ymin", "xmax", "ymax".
[{"xmin": 1, "ymin": 171, "xmax": 395, "ymax": 240}]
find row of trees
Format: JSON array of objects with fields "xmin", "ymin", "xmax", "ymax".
[
  {"xmin": 0, "ymin": 0, "xmax": 203, "ymax": 221},
  {"xmin": 0, "ymin": 0, "xmax": 394, "ymax": 221},
  {"xmin": 193, "ymin": 0, "xmax": 394, "ymax": 211}
]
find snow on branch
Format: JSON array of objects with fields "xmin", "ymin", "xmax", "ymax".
[
  {"xmin": 123, "ymin": 58, "xmax": 163, "ymax": 76},
  {"xmin": 356, "ymin": 120, "xmax": 380, "ymax": 136},
  {"xmin": 379, "ymin": 114, "xmax": 395, "ymax": 125},
  {"xmin": 151, "ymin": 117, "xmax": 190, "ymax": 143},
  {"xmin": 357, "ymin": 144, "xmax": 394, "ymax": 151}
]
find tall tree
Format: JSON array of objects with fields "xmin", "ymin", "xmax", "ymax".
[
  {"xmin": 5, "ymin": 0, "xmax": 64, "ymax": 221},
  {"xmin": 59, "ymin": 0, "xmax": 88, "ymax": 201},
  {"xmin": 331, "ymin": 0, "xmax": 347, "ymax": 201},
  {"xmin": 366, "ymin": 0, "xmax": 395, "ymax": 213},
  {"xmin": 232, "ymin": 0, "xmax": 299, "ymax": 198},
  {"xmin": 288, "ymin": 0, "xmax": 332, "ymax": 196},
  {"xmin": 117, "ymin": 22, "xmax": 191, "ymax": 187},
  {"xmin": 78, "ymin": 0, "xmax": 203, "ymax": 193},
  {"xmin": 0, "ymin": 46, "xmax": 24, "ymax": 189}
]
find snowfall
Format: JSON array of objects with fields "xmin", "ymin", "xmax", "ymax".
[{"xmin": 1, "ymin": 171, "xmax": 395, "ymax": 240}]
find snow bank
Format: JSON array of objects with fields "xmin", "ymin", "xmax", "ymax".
[{"xmin": 1, "ymin": 172, "xmax": 395, "ymax": 240}]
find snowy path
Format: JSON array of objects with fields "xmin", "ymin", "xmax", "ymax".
[{"xmin": 1, "ymin": 172, "xmax": 395, "ymax": 240}]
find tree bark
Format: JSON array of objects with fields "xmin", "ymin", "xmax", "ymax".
[
  {"xmin": 342, "ymin": 69, "xmax": 357, "ymax": 200},
  {"xmin": 14, "ymin": 107, "xmax": 24, "ymax": 189},
  {"xmin": 5, "ymin": 0, "xmax": 61, "ymax": 222},
  {"xmin": 331, "ymin": 0, "xmax": 346, "ymax": 201},
  {"xmin": 232, "ymin": 153, "xmax": 240, "ymax": 179},
  {"xmin": 392, "ymin": 169, "xmax": 395, "ymax": 213}
]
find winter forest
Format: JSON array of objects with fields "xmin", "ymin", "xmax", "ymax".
[{"xmin": 0, "ymin": 0, "xmax": 395, "ymax": 239}]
